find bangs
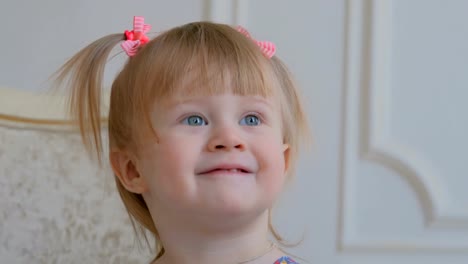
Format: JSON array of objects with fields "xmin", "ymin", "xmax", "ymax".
[{"xmin": 131, "ymin": 22, "xmax": 278, "ymax": 105}]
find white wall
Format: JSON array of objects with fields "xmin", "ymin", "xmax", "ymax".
[
  {"xmin": 0, "ymin": 0, "xmax": 205, "ymax": 91},
  {"xmin": 1, "ymin": 0, "xmax": 468, "ymax": 263}
]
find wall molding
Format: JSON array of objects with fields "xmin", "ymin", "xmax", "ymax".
[
  {"xmin": 338, "ymin": 0, "xmax": 468, "ymax": 252},
  {"xmin": 0, "ymin": 87, "xmax": 107, "ymax": 131},
  {"xmin": 205, "ymin": 0, "xmax": 249, "ymax": 25}
]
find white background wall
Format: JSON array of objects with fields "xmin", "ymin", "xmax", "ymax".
[{"xmin": 1, "ymin": 0, "xmax": 467, "ymax": 263}]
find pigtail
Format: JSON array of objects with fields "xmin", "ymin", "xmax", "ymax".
[
  {"xmin": 270, "ymin": 56, "xmax": 311, "ymax": 173},
  {"xmin": 53, "ymin": 34, "xmax": 124, "ymax": 164}
]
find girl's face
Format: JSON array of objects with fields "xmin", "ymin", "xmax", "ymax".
[{"xmin": 135, "ymin": 93, "xmax": 289, "ymax": 223}]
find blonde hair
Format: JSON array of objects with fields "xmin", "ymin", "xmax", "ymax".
[{"xmin": 54, "ymin": 21, "xmax": 309, "ymax": 261}]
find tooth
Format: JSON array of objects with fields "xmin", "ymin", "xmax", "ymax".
[{"xmin": 229, "ymin": 169, "xmax": 238, "ymax": 172}]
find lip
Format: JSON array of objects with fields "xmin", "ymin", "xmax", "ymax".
[{"xmin": 197, "ymin": 163, "xmax": 253, "ymax": 175}]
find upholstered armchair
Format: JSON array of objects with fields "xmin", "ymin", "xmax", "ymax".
[{"xmin": 0, "ymin": 87, "xmax": 152, "ymax": 263}]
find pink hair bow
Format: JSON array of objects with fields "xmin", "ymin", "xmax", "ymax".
[
  {"xmin": 121, "ymin": 16, "xmax": 151, "ymax": 57},
  {"xmin": 236, "ymin": 26, "xmax": 276, "ymax": 58}
]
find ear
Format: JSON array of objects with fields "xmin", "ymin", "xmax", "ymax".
[
  {"xmin": 282, "ymin": 143, "xmax": 290, "ymax": 173},
  {"xmin": 110, "ymin": 149, "xmax": 148, "ymax": 194}
]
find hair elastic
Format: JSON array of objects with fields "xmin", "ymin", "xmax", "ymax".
[
  {"xmin": 121, "ymin": 16, "xmax": 151, "ymax": 57},
  {"xmin": 236, "ymin": 26, "xmax": 276, "ymax": 58}
]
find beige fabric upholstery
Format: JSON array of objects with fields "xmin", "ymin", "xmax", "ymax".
[{"xmin": 0, "ymin": 88, "xmax": 152, "ymax": 263}]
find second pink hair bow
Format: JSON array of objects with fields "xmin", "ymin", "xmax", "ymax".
[
  {"xmin": 236, "ymin": 26, "xmax": 276, "ymax": 58},
  {"xmin": 121, "ymin": 16, "xmax": 151, "ymax": 57}
]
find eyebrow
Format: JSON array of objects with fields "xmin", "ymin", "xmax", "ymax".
[
  {"xmin": 244, "ymin": 97, "xmax": 275, "ymax": 110},
  {"xmin": 163, "ymin": 95, "xmax": 275, "ymax": 111}
]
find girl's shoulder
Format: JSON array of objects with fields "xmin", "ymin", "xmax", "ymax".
[{"xmin": 273, "ymin": 256, "xmax": 300, "ymax": 264}]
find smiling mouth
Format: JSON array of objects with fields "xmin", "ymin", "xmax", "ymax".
[{"xmin": 200, "ymin": 168, "xmax": 250, "ymax": 175}]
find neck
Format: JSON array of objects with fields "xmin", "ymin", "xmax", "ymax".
[{"xmin": 152, "ymin": 211, "xmax": 282, "ymax": 264}]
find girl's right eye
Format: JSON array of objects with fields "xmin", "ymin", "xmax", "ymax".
[{"xmin": 181, "ymin": 115, "xmax": 207, "ymax": 126}]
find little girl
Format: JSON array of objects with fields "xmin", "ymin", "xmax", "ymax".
[{"xmin": 55, "ymin": 16, "xmax": 309, "ymax": 264}]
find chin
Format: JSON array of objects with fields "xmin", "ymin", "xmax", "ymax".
[
  {"xmin": 197, "ymin": 205, "xmax": 269, "ymax": 232},
  {"xmin": 201, "ymin": 194, "xmax": 271, "ymax": 220}
]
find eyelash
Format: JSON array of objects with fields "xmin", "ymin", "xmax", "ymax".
[{"xmin": 180, "ymin": 113, "xmax": 264, "ymax": 126}]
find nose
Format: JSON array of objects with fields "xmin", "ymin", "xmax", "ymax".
[{"xmin": 207, "ymin": 126, "xmax": 246, "ymax": 152}]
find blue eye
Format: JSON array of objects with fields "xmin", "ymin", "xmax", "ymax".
[
  {"xmin": 182, "ymin": 115, "xmax": 207, "ymax": 126},
  {"xmin": 240, "ymin": 114, "xmax": 261, "ymax": 126}
]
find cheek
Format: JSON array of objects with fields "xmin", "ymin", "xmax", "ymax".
[
  {"xmin": 141, "ymin": 140, "xmax": 198, "ymax": 195},
  {"xmin": 256, "ymin": 140, "xmax": 287, "ymax": 190}
]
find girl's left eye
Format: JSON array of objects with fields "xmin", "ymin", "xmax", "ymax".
[{"xmin": 240, "ymin": 114, "xmax": 261, "ymax": 126}]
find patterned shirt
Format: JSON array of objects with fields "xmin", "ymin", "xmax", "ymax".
[{"xmin": 273, "ymin": 256, "xmax": 299, "ymax": 264}]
